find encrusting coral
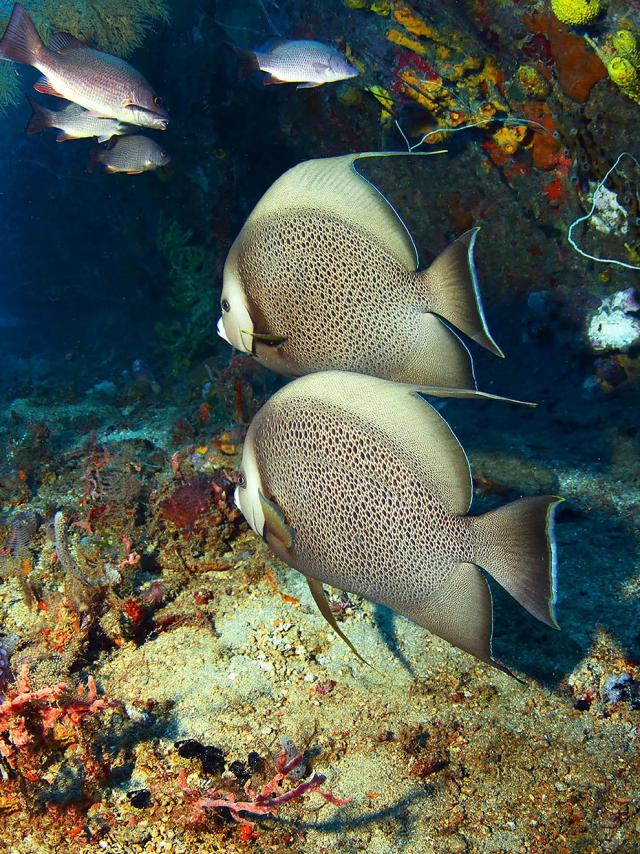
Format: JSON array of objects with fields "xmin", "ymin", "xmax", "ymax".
[{"xmin": 0, "ymin": 0, "xmax": 169, "ymax": 110}]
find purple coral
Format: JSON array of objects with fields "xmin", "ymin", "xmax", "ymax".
[{"xmin": 0, "ymin": 643, "xmax": 12, "ymax": 703}]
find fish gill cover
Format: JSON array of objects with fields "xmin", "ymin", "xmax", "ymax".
[{"xmin": 0, "ymin": 0, "xmax": 639, "ymax": 851}]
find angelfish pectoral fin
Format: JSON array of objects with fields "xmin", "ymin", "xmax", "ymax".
[
  {"xmin": 306, "ymin": 577, "xmax": 372, "ymax": 668},
  {"xmin": 258, "ymin": 491, "xmax": 295, "ymax": 550},
  {"xmin": 241, "ymin": 329, "xmax": 288, "ymax": 348}
]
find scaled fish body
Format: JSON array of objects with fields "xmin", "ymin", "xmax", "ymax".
[
  {"xmin": 218, "ymin": 153, "xmax": 503, "ymax": 391},
  {"xmin": 0, "ymin": 4, "xmax": 169, "ymax": 129},
  {"xmin": 89, "ymin": 136, "xmax": 170, "ymax": 175},
  {"xmin": 237, "ymin": 371, "xmax": 561, "ymax": 674},
  {"xmin": 234, "ymin": 38, "xmax": 359, "ymax": 88},
  {"xmin": 26, "ymin": 95, "xmax": 129, "ymax": 142}
]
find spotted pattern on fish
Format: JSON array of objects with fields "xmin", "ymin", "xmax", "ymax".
[
  {"xmin": 252, "ymin": 392, "xmax": 473, "ymax": 610},
  {"xmin": 237, "ymin": 211, "xmax": 461, "ymax": 386},
  {"xmin": 93, "ymin": 135, "xmax": 170, "ymax": 174}
]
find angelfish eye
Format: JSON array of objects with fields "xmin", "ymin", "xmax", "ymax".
[
  {"xmin": 154, "ymin": 96, "xmax": 162, "ymax": 106},
  {"xmin": 236, "ymin": 472, "xmax": 246, "ymax": 488},
  {"xmin": 221, "ymin": 298, "xmax": 230, "ymax": 312}
]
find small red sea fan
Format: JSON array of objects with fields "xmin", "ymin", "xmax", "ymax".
[{"xmin": 159, "ymin": 476, "xmax": 212, "ymax": 530}]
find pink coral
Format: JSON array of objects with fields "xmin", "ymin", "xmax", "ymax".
[
  {"xmin": 179, "ymin": 748, "xmax": 351, "ymax": 829},
  {"xmin": 0, "ymin": 667, "xmax": 118, "ymax": 781}
]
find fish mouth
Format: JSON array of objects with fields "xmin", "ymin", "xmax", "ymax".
[
  {"xmin": 124, "ymin": 103, "xmax": 169, "ymax": 129},
  {"xmin": 217, "ymin": 317, "xmax": 231, "ymax": 345}
]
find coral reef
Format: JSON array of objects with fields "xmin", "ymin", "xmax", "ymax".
[{"xmin": 1, "ymin": 0, "xmax": 640, "ymax": 850}]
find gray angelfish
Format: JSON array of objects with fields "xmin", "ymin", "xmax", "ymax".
[
  {"xmin": 218, "ymin": 153, "xmax": 503, "ymax": 392},
  {"xmin": 235, "ymin": 371, "xmax": 561, "ymax": 675}
]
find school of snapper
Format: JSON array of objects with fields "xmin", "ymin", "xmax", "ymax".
[{"xmin": 0, "ymin": 0, "xmax": 561, "ymax": 675}]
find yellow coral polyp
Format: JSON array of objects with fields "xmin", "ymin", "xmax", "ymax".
[
  {"xmin": 550, "ymin": 0, "xmax": 601, "ymax": 26},
  {"xmin": 366, "ymin": 85, "xmax": 395, "ymax": 119},
  {"xmin": 386, "ymin": 29, "xmax": 426, "ymax": 54},
  {"xmin": 393, "ymin": 6, "xmax": 434, "ymax": 38},
  {"xmin": 613, "ymin": 30, "xmax": 640, "ymax": 65},
  {"xmin": 398, "ymin": 71, "xmax": 454, "ymax": 113},
  {"xmin": 516, "ymin": 65, "xmax": 550, "ymax": 99},
  {"xmin": 607, "ymin": 56, "xmax": 638, "ymax": 88},
  {"xmin": 493, "ymin": 125, "xmax": 528, "ymax": 156}
]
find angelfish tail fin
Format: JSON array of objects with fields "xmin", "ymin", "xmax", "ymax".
[
  {"xmin": 25, "ymin": 94, "xmax": 53, "ymax": 134},
  {"xmin": 420, "ymin": 228, "xmax": 505, "ymax": 358},
  {"xmin": 0, "ymin": 3, "xmax": 46, "ymax": 66},
  {"xmin": 470, "ymin": 495, "xmax": 563, "ymax": 628}
]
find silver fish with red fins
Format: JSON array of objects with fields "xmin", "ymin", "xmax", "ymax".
[
  {"xmin": 233, "ymin": 38, "xmax": 359, "ymax": 88},
  {"xmin": 26, "ymin": 95, "xmax": 129, "ymax": 143},
  {"xmin": 0, "ymin": 3, "xmax": 169, "ymax": 129},
  {"xmin": 89, "ymin": 136, "xmax": 170, "ymax": 175}
]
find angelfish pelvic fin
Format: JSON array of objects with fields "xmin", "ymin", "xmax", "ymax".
[
  {"xmin": 306, "ymin": 577, "xmax": 372, "ymax": 668},
  {"xmin": 259, "ymin": 490, "xmax": 295, "ymax": 550}
]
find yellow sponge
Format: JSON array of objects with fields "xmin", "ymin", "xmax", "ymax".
[
  {"xmin": 550, "ymin": 0, "xmax": 601, "ymax": 26},
  {"xmin": 607, "ymin": 56, "xmax": 638, "ymax": 88}
]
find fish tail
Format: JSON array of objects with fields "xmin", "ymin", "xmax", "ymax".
[
  {"xmin": 228, "ymin": 43, "xmax": 260, "ymax": 80},
  {"xmin": 25, "ymin": 94, "xmax": 53, "ymax": 134},
  {"xmin": 469, "ymin": 495, "xmax": 563, "ymax": 628},
  {"xmin": 419, "ymin": 228, "xmax": 505, "ymax": 358},
  {"xmin": 87, "ymin": 146, "xmax": 105, "ymax": 173},
  {"xmin": 0, "ymin": 3, "xmax": 46, "ymax": 67}
]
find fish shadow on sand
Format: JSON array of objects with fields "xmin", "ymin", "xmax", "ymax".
[
  {"xmin": 36, "ymin": 702, "xmax": 172, "ymax": 806},
  {"xmin": 373, "ymin": 605, "xmax": 417, "ymax": 678},
  {"xmin": 445, "ymin": 370, "xmax": 640, "ymax": 688},
  {"xmin": 491, "ymin": 506, "xmax": 639, "ymax": 687},
  {"xmin": 266, "ymin": 787, "xmax": 433, "ymax": 844}
]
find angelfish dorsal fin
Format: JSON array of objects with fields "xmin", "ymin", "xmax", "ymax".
[
  {"xmin": 258, "ymin": 491, "xmax": 294, "ymax": 549},
  {"xmin": 245, "ymin": 153, "xmax": 446, "ymax": 272},
  {"xmin": 306, "ymin": 577, "xmax": 371, "ymax": 667}
]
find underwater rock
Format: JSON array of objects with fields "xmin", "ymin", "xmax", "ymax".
[
  {"xmin": 586, "ymin": 289, "xmax": 640, "ymax": 352},
  {"xmin": 126, "ymin": 788, "xmax": 152, "ymax": 809},
  {"xmin": 601, "ymin": 673, "xmax": 640, "ymax": 707}
]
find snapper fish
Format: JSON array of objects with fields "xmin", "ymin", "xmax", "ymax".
[
  {"xmin": 25, "ymin": 95, "xmax": 129, "ymax": 142},
  {"xmin": 218, "ymin": 152, "xmax": 503, "ymax": 392},
  {"xmin": 233, "ymin": 38, "xmax": 359, "ymax": 88},
  {"xmin": 235, "ymin": 370, "xmax": 562, "ymax": 674},
  {"xmin": 0, "ymin": 3, "xmax": 169, "ymax": 129},
  {"xmin": 89, "ymin": 135, "xmax": 170, "ymax": 175}
]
